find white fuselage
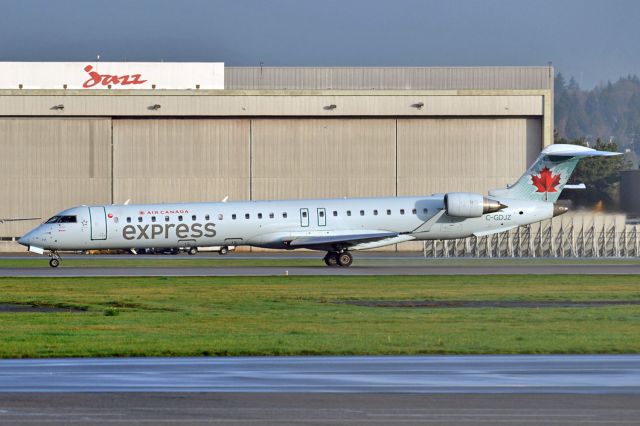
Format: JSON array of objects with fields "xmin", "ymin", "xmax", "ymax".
[{"xmin": 19, "ymin": 195, "xmax": 553, "ymax": 252}]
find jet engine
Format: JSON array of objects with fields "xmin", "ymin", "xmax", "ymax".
[{"xmin": 444, "ymin": 192, "xmax": 507, "ymax": 218}]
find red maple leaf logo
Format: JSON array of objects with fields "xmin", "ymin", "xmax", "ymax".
[{"xmin": 531, "ymin": 167, "xmax": 561, "ymax": 193}]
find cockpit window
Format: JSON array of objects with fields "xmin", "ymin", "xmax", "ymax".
[{"xmin": 45, "ymin": 215, "xmax": 76, "ymax": 224}]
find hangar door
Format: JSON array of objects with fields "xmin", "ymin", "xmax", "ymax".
[
  {"xmin": 251, "ymin": 119, "xmax": 397, "ymax": 200},
  {"xmin": 396, "ymin": 118, "xmax": 541, "ymax": 196},
  {"xmin": 0, "ymin": 118, "xmax": 112, "ymax": 238},
  {"xmin": 112, "ymin": 119, "xmax": 250, "ymax": 204}
]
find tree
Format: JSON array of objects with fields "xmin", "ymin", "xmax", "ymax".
[{"xmin": 558, "ymin": 138, "xmax": 628, "ymax": 210}]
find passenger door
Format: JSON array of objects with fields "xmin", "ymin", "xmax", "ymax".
[{"xmin": 89, "ymin": 206, "xmax": 107, "ymax": 240}]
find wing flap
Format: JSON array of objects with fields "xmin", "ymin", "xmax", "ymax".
[{"xmin": 288, "ymin": 231, "xmax": 398, "ymax": 248}]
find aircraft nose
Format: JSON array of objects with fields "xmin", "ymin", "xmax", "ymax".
[
  {"xmin": 18, "ymin": 234, "xmax": 30, "ymax": 246},
  {"xmin": 18, "ymin": 230, "xmax": 36, "ymax": 247}
]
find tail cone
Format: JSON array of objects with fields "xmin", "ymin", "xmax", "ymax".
[
  {"xmin": 483, "ymin": 198, "xmax": 508, "ymax": 214},
  {"xmin": 553, "ymin": 204, "xmax": 569, "ymax": 217}
]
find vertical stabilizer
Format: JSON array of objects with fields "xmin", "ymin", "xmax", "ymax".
[{"xmin": 489, "ymin": 144, "xmax": 620, "ymax": 202}]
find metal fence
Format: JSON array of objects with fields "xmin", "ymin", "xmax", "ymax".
[{"xmin": 423, "ymin": 213, "xmax": 640, "ymax": 258}]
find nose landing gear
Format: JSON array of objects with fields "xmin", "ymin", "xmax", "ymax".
[
  {"xmin": 48, "ymin": 251, "xmax": 61, "ymax": 268},
  {"xmin": 323, "ymin": 251, "xmax": 353, "ymax": 267}
]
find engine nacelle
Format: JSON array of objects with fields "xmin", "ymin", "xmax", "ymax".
[{"xmin": 444, "ymin": 192, "xmax": 506, "ymax": 218}]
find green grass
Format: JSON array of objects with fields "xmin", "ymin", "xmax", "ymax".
[
  {"xmin": 2, "ymin": 256, "xmax": 640, "ymax": 269},
  {"xmin": 0, "ymin": 275, "xmax": 639, "ymax": 358}
]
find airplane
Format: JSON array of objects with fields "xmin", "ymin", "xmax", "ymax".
[{"xmin": 18, "ymin": 144, "xmax": 619, "ymax": 268}]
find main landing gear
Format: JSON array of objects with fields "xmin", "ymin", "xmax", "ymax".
[
  {"xmin": 48, "ymin": 251, "xmax": 61, "ymax": 268},
  {"xmin": 323, "ymin": 251, "xmax": 353, "ymax": 267}
]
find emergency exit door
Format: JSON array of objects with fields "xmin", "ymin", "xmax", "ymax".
[
  {"xmin": 317, "ymin": 208, "xmax": 326, "ymax": 226},
  {"xmin": 300, "ymin": 208, "xmax": 309, "ymax": 227},
  {"xmin": 89, "ymin": 206, "xmax": 107, "ymax": 240}
]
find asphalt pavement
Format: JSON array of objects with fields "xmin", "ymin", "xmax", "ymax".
[
  {"xmin": 1, "ymin": 355, "xmax": 639, "ymax": 425},
  {"xmin": 1, "ymin": 263, "xmax": 640, "ymax": 276},
  {"xmin": 0, "ymin": 355, "xmax": 638, "ymax": 393}
]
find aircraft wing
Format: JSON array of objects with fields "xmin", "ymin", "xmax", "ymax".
[
  {"xmin": 0, "ymin": 217, "xmax": 40, "ymax": 224},
  {"xmin": 288, "ymin": 231, "xmax": 399, "ymax": 249}
]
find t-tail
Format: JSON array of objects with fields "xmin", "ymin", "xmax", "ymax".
[{"xmin": 489, "ymin": 144, "xmax": 620, "ymax": 203}]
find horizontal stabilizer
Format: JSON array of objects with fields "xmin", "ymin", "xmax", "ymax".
[
  {"xmin": 541, "ymin": 144, "xmax": 621, "ymax": 157},
  {"xmin": 0, "ymin": 217, "xmax": 40, "ymax": 224}
]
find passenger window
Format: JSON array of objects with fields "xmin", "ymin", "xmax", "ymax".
[
  {"xmin": 423, "ymin": 208, "xmax": 428, "ymax": 214},
  {"xmin": 178, "ymin": 215, "xmax": 183, "ymax": 221},
  {"xmin": 319, "ymin": 211, "xmax": 324, "ymax": 217},
  {"xmin": 218, "ymin": 214, "xmax": 223, "ymax": 220},
  {"xmin": 347, "ymin": 211, "xmax": 351, "ymax": 216},
  {"xmin": 360, "ymin": 210, "xmax": 365, "ymax": 216},
  {"xmin": 412, "ymin": 209, "xmax": 417, "ymax": 214},
  {"xmin": 269, "ymin": 212, "xmax": 274, "ymax": 219},
  {"xmin": 283, "ymin": 212, "xmax": 288, "ymax": 218},
  {"xmin": 138, "ymin": 217, "xmax": 143, "ymax": 223},
  {"xmin": 165, "ymin": 216, "xmax": 170, "ymax": 222},
  {"xmin": 386, "ymin": 209, "xmax": 391, "ymax": 215},
  {"xmin": 373, "ymin": 210, "xmax": 378, "ymax": 216},
  {"xmin": 151, "ymin": 216, "xmax": 156, "ymax": 223},
  {"xmin": 245, "ymin": 213, "xmax": 250, "ymax": 219},
  {"xmin": 126, "ymin": 217, "xmax": 131, "ymax": 223},
  {"xmin": 333, "ymin": 211, "xmax": 338, "ymax": 217},
  {"xmin": 258, "ymin": 213, "xmax": 263, "ymax": 219},
  {"xmin": 400, "ymin": 209, "xmax": 405, "ymax": 215},
  {"xmin": 302, "ymin": 211, "xmax": 307, "ymax": 218},
  {"xmin": 192, "ymin": 215, "xmax": 196, "ymax": 221},
  {"xmin": 205, "ymin": 214, "xmax": 210, "ymax": 221},
  {"xmin": 232, "ymin": 214, "xmax": 237, "ymax": 220}
]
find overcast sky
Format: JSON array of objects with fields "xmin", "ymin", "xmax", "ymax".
[{"xmin": 1, "ymin": 0, "xmax": 638, "ymax": 88}]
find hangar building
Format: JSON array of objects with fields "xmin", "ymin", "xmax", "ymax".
[{"xmin": 0, "ymin": 65, "xmax": 553, "ymax": 251}]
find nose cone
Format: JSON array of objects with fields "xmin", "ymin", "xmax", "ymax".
[
  {"xmin": 18, "ymin": 234, "xmax": 30, "ymax": 247},
  {"xmin": 18, "ymin": 229, "xmax": 37, "ymax": 247}
]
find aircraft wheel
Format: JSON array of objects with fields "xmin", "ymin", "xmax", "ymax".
[
  {"xmin": 219, "ymin": 246, "xmax": 229, "ymax": 255},
  {"xmin": 324, "ymin": 252, "xmax": 338, "ymax": 267},
  {"xmin": 49, "ymin": 258, "xmax": 60, "ymax": 268},
  {"xmin": 188, "ymin": 247, "xmax": 198, "ymax": 255},
  {"xmin": 337, "ymin": 252, "xmax": 353, "ymax": 267}
]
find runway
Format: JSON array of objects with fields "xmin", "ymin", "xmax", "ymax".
[
  {"xmin": 1, "ymin": 393, "xmax": 638, "ymax": 425},
  {"xmin": 1, "ymin": 356, "xmax": 639, "ymax": 425},
  {"xmin": 1, "ymin": 355, "xmax": 639, "ymax": 393},
  {"xmin": 2, "ymin": 263, "xmax": 640, "ymax": 276}
]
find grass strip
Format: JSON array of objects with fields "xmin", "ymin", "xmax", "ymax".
[{"xmin": 0, "ymin": 275, "xmax": 638, "ymax": 357}]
